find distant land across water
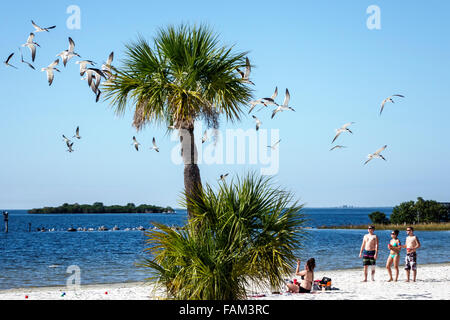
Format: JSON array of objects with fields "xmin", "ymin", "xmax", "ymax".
[{"xmin": 26, "ymin": 203, "xmax": 175, "ymax": 214}]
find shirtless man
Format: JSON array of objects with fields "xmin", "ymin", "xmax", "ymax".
[
  {"xmin": 401, "ymin": 227, "xmax": 421, "ymax": 282},
  {"xmin": 359, "ymin": 225, "xmax": 379, "ymax": 282}
]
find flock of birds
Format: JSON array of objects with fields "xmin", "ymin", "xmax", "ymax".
[
  {"xmin": 4, "ymin": 24, "xmax": 405, "ymax": 180},
  {"xmin": 3, "ymin": 20, "xmax": 115, "ymax": 103}
]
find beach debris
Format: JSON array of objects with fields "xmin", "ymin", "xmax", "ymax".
[
  {"xmin": 380, "ymin": 94, "xmax": 405, "ymax": 115},
  {"xmin": 332, "ymin": 122, "xmax": 355, "ymax": 144},
  {"xmin": 271, "ymin": 89, "xmax": 295, "ymax": 119}
]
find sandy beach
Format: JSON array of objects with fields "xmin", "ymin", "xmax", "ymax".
[{"xmin": 1, "ymin": 263, "xmax": 448, "ymax": 300}]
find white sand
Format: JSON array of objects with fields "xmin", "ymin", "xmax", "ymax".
[{"xmin": 1, "ymin": 263, "xmax": 449, "ymax": 300}]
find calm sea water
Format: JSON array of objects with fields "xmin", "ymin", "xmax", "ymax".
[{"xmin": 0, "ymin": 208, "xmax": 448, "ymax": 290}]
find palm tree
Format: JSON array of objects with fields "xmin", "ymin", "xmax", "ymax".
[
  {"xmin": 104, "ymin": 24, "xmax": 253, "ymax": 216},
  {"xmin": 142, "ymin": 173, "xmax": 308, "ymax": 300}
]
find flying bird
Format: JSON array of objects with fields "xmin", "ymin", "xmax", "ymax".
[
  {"xmin": 364, "ymin": 145, "xmax": 388, "ymax": 165},
  {"xmin": 252, "ymin": 115, "xmax": 262, "ymax": 131},
  {"xmin": 267, "ymin": 139, "xmax": 281, "ymax": 150},
  {"xmin": 57, "ymin": 37, "xmax": 81, "ymax": 67},
  {"xmin": 21, "ymin": 33, "xmax": 40, "ymax": 62},
  {"xmin": 237, "ymin": 57, "xmax": 254, "ymax": 85},
  {"xmin": 332, "ymin": 122, "xmax": 355, "ymax": 144},
  {"xmin": 19, "ymin": 49, "xmax": 35, "ymax": 70},
  {"xmin": 248, "ymin": 98, "xmax": 267, "ymax": 114},
  {"xmin": 31, "ymin": 20, "xmax": 56, "ymax": 33},
  {"xmin": 260, "ymin": 87, "xmax": 279, "ymax": 109},
  {"xmin": 330, "ymin": 145, "xmax": 347, "ymax": 151},
  {"xmin": 101, "ymin": 52, "xmax": 114, "ymax": 78},
  {"xmin": 272, "ymin": 89, "xmax": 295, "ymax": 119},
  {"xmin": 62, "ymin": 135, "xmax": 72, "ymax": 144},
  {"xmin": 66, "ymin": 141, "xmax": 74, "ymax": 153},
  {"xmin": 151, "ymin": 137, "xmax": 160, "ymax": 152},
  {"xmin": 219, "ymin": 174, "xmax": 229, "ymax": 182},
  {"xmin": 73, "ymin": 127, "xmax": 81, "ymax": 139},
  {"xmin": 132, "ymin": 136, "xmax": 140, "ymax": 151},
  {"xmin": 4, "ymin": 53, "xmax": 17, "ymax": 69},
  {"xmin": 380, "ymin": 95, "xmax": 405, "ymax": 115},
  {"xmin": 41, "ymin": 59, "xmax": 60, "ymax": 86},
  {"xmin": 76, "ymin": 60, "xmax": 95, "ymax": 76}
]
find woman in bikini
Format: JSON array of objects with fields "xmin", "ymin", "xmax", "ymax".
[
  {"xmin": 386, "ymin": 230, "xmax": 401, "ymax": 282},
  {"xmin": 286, "ymin": 258, "xmax": 316, "ymax": 293}
]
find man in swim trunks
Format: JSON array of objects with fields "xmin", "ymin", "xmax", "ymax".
[
  {"xmin": 401, "ymin": 227, "xmax": 421, "ymax": 282},
  {"xmin": 359, "ymin": 225, "xmax": 379, "ymax": 282}
]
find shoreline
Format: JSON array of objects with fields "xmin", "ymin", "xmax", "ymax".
[{"xmin": 1, "ymin": 263, "xmax": 449, "ymax": 300}]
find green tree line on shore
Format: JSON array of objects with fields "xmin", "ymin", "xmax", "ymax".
[
  {"xmin": 28, "ymin": 202, "xmax": 175, "ymax": 214},
  {"xmin": 370, "ymin": 197, "xmax": 449, "ymax": 225}
]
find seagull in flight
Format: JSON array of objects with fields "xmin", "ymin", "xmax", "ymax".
[
  {"xmin": 151, "ymin": 137, "xmax": 160, "ymax": 152},
  {"xmin": 31, "ymin": 20, "xmax": 56, "ymax": 33},
  {"xmin": 219, "ymin": 174, "xmax": 229, "ymax": 182},
  {"xmin": 66, "ymin": 141, "xmax": 74, "ymax": 153},
  {"xmin": 332, "ymin": 122, "xmax": 355, "ymax": 144},
  {"xmin": 22, "ymin": 33, "xmax": 40, "ymax": 62},
  {"xmin": 4, "ymin": 53, "xmax": 17, "ymax": 69},
  {"xmin": 364, "ymin": 145, "xmax": 388, "ymax": 165},
  {"xmin": 272, "ymin": 89, "xmax": 295, "ymax": 119},
  {"xmin": 132, "ymin": 136, "xmax": 140, "ymax": 151},
  {"xmin": 101, "ymin": 52, "xmax": 114, "ymax": 79},
  {"xmin": 76, "ymin": 60, "xmax": 95, "ymax": 76},
  {"xmin": 19, "ymin": 50, "xmax": 35, "ymax": 70},
  {"xmin": 57, "ymin": 37, "xmax": 81, "ymax": 67},
  {"xmin": 237, "ymin": 57, "xmax": 254, "ymax": 85},
  {"xmin": 248, "ymin": 98, "xmax": 268, "ymax": 114},
  {"xmin": 380, "ymin": 95, "xmax": 405, "ymax": 115},
  {"xmin": 73, "ymin": 127, "xmax": 81, "ymax": 139},
  {"xmin": 62, "ymin": 135, "xmax": 72, "ymax": 145},
  {"xmin": 41, "ymin": 59, "xmax": 60, "ymax": 86},
  {"xmin": 252, "ymin": 115, "xmax": 262, "ymax": 131},
  {"xmin": 260, "ymin": 87, "xmax": 279, "ymax": 110},
  {"xmin": 330, "ymin": 145, "xmax": 347, "ymax": 151},
  {"xmin": 267, "ymin": 139, "xmax": 281, "ymax": 150}
]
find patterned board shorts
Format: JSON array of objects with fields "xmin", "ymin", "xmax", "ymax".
[
  {"xmin": 405, "ymin": 252, "xmax": 417, "ymax": 271},
  {"xmin": 363, "ymin": 250, "xmax": 376, "ymax": 266}
]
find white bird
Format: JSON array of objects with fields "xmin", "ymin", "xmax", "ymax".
[
  {"xmin": 76, "ymin": 60, "xmax": 95, "ymax": 76},
  {"xmin": 19, "ymin": 50, "xmax": 35, "ymax": 70},
  {"xmin": 252, "ymin": 115, "xmax": 262, "ymax": 131},
  {"xmin": 4, "ymin": 53, "xmax": 17, "ymax": 69},
  {"xmin": 364, "ymin": 145, "xmax": 388, "ymax": 165},
  {"xmin": 101, "ymin": 52, "xmax": 114, "ymax": 78},
  {"xmin": 271, "ymin": 89, "xmax": 295, "ymax": 119},
  {"xmin": 332, "ymin": 122, "xmax": 355, "ymax": 144},
  {"xmin": 41, "ymin": 59, "xmax": 60, "ymax": 86},
  {"xmin": 260, "ymin": 87, "xmax": 279, "ymax": 109},
  {"xmin": 151, "ymin": 137, "xmax": 160, "ymax": 152},
  {"xmin": 380, "ymin": 95, "xmax": 405, "ymax": 115},
  {"xmin": 219, "ymin": 173, "xmax": 229, "ymax": 182},
  {"xmin": 81, "ymin": 73, "xmax": 102, "ymax": 103},
  {"xmin": 62, "ymin": 135, "xmax": 72, "ymax": 144},
  {"xmin": 248, "ymin": 98, "xmax": 267, "ymax": 114},
  {"xmin": 237, "ymin": 57, "xmax": 254, "ymax": 85},
  {"xmin": 267, "ymin": 139, "xmax": 281, "ymax": 150},
  {"xmin": 330, "ymin": 145, "xmax": 347, "ymax": 151},
  {"xmin": 73, "ymin": 127, "xmax": 81, "ymax": 139},
  {"xmin": 85, "ymin": 68, "xmax": 106, "ymax": 92},
  {"xmin": 21, "ymin": 33, "xmax": 40, "ymax": 62},
  {"xmin": 31, "ymin": 20, "xmax": 56, "ymax": 33},
  {"xmin": 132, "ymin": 136, "xmax": 140, "ymax": 151},
  {"xmin": 57, "ymin": 37, "xmax": 80, "ymax": 67}
]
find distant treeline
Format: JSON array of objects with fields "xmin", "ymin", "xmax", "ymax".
[{"xmin": 28, "ymin": 202, "xmax": 175, "ymax": 214}]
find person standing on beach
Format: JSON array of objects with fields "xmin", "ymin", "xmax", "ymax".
[
  {"xmin": 386, "ymin": 230, "xmax": 401, "ymax": 282},
  {"xmin": 359, "ymin": 225, "xmax": 379, "ymax": 282},
  {"xmin": 3, "ymin": 211, "xmax": 8, "ymax": 233},
  {"xmin": 401, "ymin": 227, "xmax": 421, "ymax": 282}
]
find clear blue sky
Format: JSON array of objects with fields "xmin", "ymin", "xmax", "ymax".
[{"xmin": 1, "ymin": 0, "xmax": 449, "ymax": 209}]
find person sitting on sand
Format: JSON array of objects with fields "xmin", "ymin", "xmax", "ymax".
[
  {"xmin": 286, "ymin": 258, "xmax": 316, "ymax": 293},
  {"xmin": 386, "ymin": 230, "xmax": 402, "ymax": 282},
  {"xmin": 359, "ymin": 225, "xmax": 379, "ymax": 282},
  {"xmin": 400, "ymin": 227, "xmax": 421, "ymax": 282}
]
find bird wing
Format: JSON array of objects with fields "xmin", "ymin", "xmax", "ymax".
[
  {"xmin": 271, "ymin": 87, "xmax": 278, "ymax": 100},
  {"xmin": 27, "ymin": 33, "xmax": 35, "ymax": 43},
  {"xmin": 283, "ymin": 89, "xmax": 290, "ymax": 106},
  {"xmin": 5, "ymin": 53, "xmax": 14, "ymax": 64},
  {"xmin": 76, "ymin": 127, "xmax": 80, "ymax": 136},
  {"xmin": 31, "ymin": 20, "xmax": 40, "ymax": 30},
  {"xmin": 374, "ymin": 145, "xmax": 387, "ymax": 155},
  {"xmin": 107, "ymin": 52, "xmax": 114, "ymax": 65},
  {"xmin": 364, "ymin": 158, "xmax": 372, "ymax": 165},
  {"xmin": 29, "ymin": 44, "xmax": 37, "ymax": 62},
  {"xmin": 152, "ymin": 137, "xmax": 157, "ymax": 148},
  {"xmin": 47, "ymin": 69, "xmax": 54, "ymax": 86},
  {"xmin": 342, "ymin": 122, "xmax": 354, "ymax": 129},
  {"xmin": 68, "ymin": 37, "xmax": 75, "ymax": 52},
  {"xmin": 244, "ymin": 57, "xmax": 251, "ymax": 79},
  {"xmin": 49, "ymin": 59, "xmax": 59, "ymax": 68},
  {"xmin": 332, "ymin": 131, "xmax": 342, "ymax": 144},
  {"xmin": 392, "ymin": 94, "xmax": 405, "ymax": 98}
]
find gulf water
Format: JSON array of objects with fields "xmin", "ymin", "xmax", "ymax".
[{"xmin": 0, "ymin": 208, "xmax": 448, "ymax": 290}]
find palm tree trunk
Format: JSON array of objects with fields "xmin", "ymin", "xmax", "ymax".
[{"xmin": 180, "ymin": 124, "xmax": 202, "ymax": 218}]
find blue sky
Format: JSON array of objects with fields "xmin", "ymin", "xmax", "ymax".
[{"xmin": 1, "ymin": 0, "xmax": 449, "ymax": 209}]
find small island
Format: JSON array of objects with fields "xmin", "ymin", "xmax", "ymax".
[{"xmin": 28, "ymin": 202, "xmax": 175, "ymax": 214}]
